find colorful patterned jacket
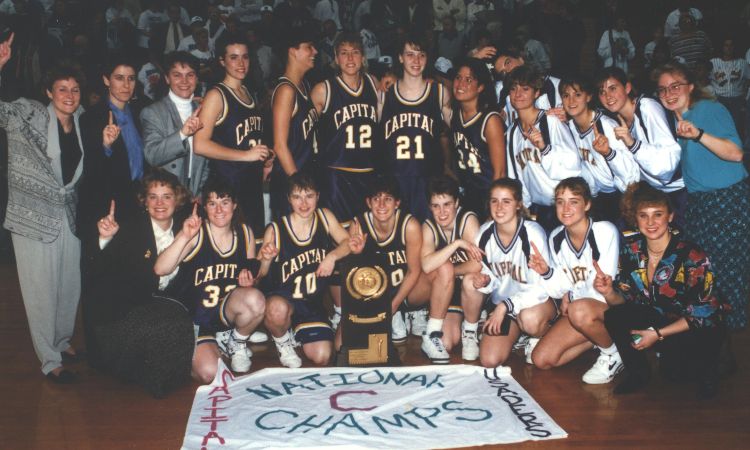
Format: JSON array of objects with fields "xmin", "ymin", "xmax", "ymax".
[{"xmin": 615, "ymin": 228, "xmax": 726, "ymax": 329}]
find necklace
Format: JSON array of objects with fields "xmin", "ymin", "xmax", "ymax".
[{"xmin": 647, "ymin": 244, "xmax": 667, "ymax": 266}]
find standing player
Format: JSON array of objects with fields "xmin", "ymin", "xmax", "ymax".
[
  {"xmin": 380, "ymin": 31, "xmax": 452, "ymax": 220},
  {"xmin": 154, "ymin": 178, "xmax": 266, "ymax": 383},
  {"xmin": 529, "ymin": 178, "xmax": 623, "ymax": 385},
  {"xmin": 259, "ymin": 173, "xmax": 351, "ymax": 368},
  {"xmin": 491, "ymin": 46, "xmax": 565, "ymax": 128},
  {"xmin": 451, "ymin": 58, "xmax": 506, "ymax": 217},
  {"xmin": 461, "ymin": 178, "xmax": 557, "ymax": 367},
  {"xmin": 559, "ymin": 75, "xmax": 640, "ymax": 223},
  {"xmin": 270, "ymin": 27, "xmax": 320, "ymax": 219},
  {"xmin": 505, "ymin": 66, "xmax": 581, "ymax": 232},
  {"xmin": 594, "ymin": 67, "xmax": 684, "ymax": 223},
  {"xmin": 348, "ymin": 176, "xmax": 451, "ymax": 364},
  {"xmin": 194, "ymin": 37, "xmax": 271, "ymax": 236},
  {"xmin": 421, "ymin": 177, "xmax": 483, "ymax": 360},
  {"xmin": 311, "ymin": 31, "xmax": 380, "ymax": 225}
]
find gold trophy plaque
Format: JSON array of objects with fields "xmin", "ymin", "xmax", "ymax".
[{"xmin": 337, "ymin": 252, "xmax": 399, "ymax": 366}]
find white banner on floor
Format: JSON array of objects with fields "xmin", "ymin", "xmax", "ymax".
[{"xmin": 182, "ymin": 361, "xmax": 567, "ymax": 450}]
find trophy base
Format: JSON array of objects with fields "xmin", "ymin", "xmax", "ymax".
[{"xmin": 335, "ymin": 342, "xmax": 401, "ymax": 367}]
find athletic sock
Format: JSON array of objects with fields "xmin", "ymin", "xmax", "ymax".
[
  {"xmin": 273, "ymin": 331, "xmax": 291, "ymax": 343},
  {"xmin": 599, "ymin": 343, "xmax": 618, "ymax": 355},
  {"xmin": 232, "ymin": 330, "xmax": 249, "ymax": 341},
  {"xmin": 333, "ymin": 305, "xmax": 341, "ymax": 314},
  {"xmin": 426, "ymin": 318, "xmax": 444, "ymax": 335},
  {"xmin": 463, "ymin": 320, "xmax": 478, "ymax": 333}
]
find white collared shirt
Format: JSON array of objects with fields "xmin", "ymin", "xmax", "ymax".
[{"xmin": 152, "ymin": 219, "xmax": 178, "ymax": 290}]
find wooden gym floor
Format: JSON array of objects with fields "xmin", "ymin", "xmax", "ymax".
[{"xmin": 0, "ymin": 263, "xmax": 748, "ymax": 449}]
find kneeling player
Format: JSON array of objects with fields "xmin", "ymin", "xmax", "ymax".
[
  {"xmin": 349, "ymin": 176, "xmax": 453, "ymax": 364},
  {"xmin": 155, "ymin": 178, "xmax": 266, "ymax": 383},
  {"xmin": 528, "ymin": 177, "xmax": 623, "ymax": 385},
  {"xmin": 421, "ymin": 176, "xmax": 483, "ymax": 360},
  {"xmin": 259, "ymin": 172, "xmax": 351, "ymax": 368},
  {"xmin": 462, "ymin": 178, "xmax": 557, "ymax": 367}
]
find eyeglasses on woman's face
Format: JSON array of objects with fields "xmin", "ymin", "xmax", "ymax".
[{"xmin": 655, "ymin": 82, "xmax": 688, "ymax": 97}]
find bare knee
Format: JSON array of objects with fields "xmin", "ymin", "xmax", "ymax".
[
  {"xmin": 567, "ymin": 302, "xmax": 596, "ymax": 330},
  {"xmin": 480, "ymin": 341, "xmax": 511, "ymax": 368},
  {"xmin": 435, "ymin": 262, "xmax": 455, "ymax": 285},
  {"xmin": 265, "ymin": 297, "xmax": 291, "ymax": 326},
  {"xmin": 192, "ymin": 359, "xmax": 218, "ymax": 384},
  {"xmin": 517, "ymin": 310, "xmax": 548, "ymax": 337},
  {"xmin": 480, "ymin": 352, "xmax": 508, "ymax": 368},
  {"xmin": 233, "ymin": 288, "xmax": 266, "ymax": 317},
  {"xmin": 461, "ymin": 274, "xmax": 483, "ymax": 301},
  {"xmin": 530, "ymin": 346, "xmax": 556, "ymax": 370},
  {"xmin": 244, "ymin": 289, "xmax": 266, "ymax": 316},
  {"xmin": 305, "ymin": 345, "xmax": 332, "ymax": 366}
]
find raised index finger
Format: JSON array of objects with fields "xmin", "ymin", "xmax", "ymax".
[
  {"xmin": 192, "ymin": 202, "xmax": 199, "ymax": 217},
  {"xmin": 108, "ymin": 110, "xmax": 113, "ymax": 125},
  {"xmin": 4, "ymin": 32, "xmax": 14, "ymax": 47},
  {"xmin": 674, "ymin": 110, "xmax": 683, "ymax": 122},
  {"xmin": 108, "ymin": 199, "xmax": 116, "ymax": 218},
  {"xmin": 192, "ymin": 105, "xmax": 202, "ymax": 117},
  {"xmin": 617, "ymin": 114, "xmax": 627, "ymax": 127}
]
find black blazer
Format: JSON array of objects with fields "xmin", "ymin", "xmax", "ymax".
[
  {"xmin": 86, "ymin": 213, "xmax": 179, "ymax": 320},
  {"xmin": 79, "ymin": 100, "xmax": 146, "ymax": 241},
  {"xmin": 82, "ymin": 212, "xmax": 184, "ymax": 370}
]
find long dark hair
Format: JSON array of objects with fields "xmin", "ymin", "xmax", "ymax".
[{"xmin": 452, "ymin": 57, "xmax": 497, "ymax": 114}]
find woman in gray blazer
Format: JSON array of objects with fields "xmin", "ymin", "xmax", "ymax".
[{"xmin": 0, "ymin": 34, "xmax": 88, "ymax": 383}]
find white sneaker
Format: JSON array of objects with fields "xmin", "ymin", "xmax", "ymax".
[
  {"xmin": 330, "ymin": 310, "xmax": 341, "ymax": 331},
  {"xmin": 421, "ymin": 331, "xmax": 450, "ymax": 364},
  {"xmin": 274, "ymin": 332, "xmax": 302, "ymax": 368},
  {"xmin": 582, "ymin": 351, "xmax": 624, "ymax": 384},
  {"xmin": 249, "ymin": 331, "xmax": 269, "ymax": 344},
  {"xmin": 215, "ymin": 330, "xmax": 231, "ymax": 353},
  {"xmin": 226, "ymin": 331, "xmax": 252, "ymax": 373},
  {"xmin": 461, "ymin": 329, "xmax": 479, "ymax": 361},
  {"xmin": 392, "ymin": 311, "xmax": 408, "ymax": 343},
  {"xmin": 524, "ymin": 337, "xmax": 540, "ymax": 365},
  {"xmin": 408, "ymin": 309, "xmax": 428, "ymax": 336}
]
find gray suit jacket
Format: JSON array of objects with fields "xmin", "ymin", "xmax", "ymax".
[
  {"xmin": 140, "ymin": 94, "xmax": 208, "ymax": 195},
  {"xmin": 1, "ymin": 96, "xmax": 84, "ymax": 243}
]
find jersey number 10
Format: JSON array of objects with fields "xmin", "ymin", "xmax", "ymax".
[{"xmin": 292, "ymin": 272, "xmax": 318, "ymax": 299}]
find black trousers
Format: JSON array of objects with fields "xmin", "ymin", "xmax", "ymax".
[{"xmin": 603, "ymin": 303, "xmax": 725, "ymax": 383}]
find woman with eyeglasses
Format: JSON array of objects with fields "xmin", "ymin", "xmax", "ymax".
[
  {"xmin": 652, "ymin": 62, "xmax": 749, "ymax": 345},
  {"xmin": 593, "ymin": 67, "xmax": 684, "ymax": 225}
]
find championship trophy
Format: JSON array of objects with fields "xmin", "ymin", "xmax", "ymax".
[{"xmin": 336, "ymin": 250, "xmax": 400, "ymax": 367}]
